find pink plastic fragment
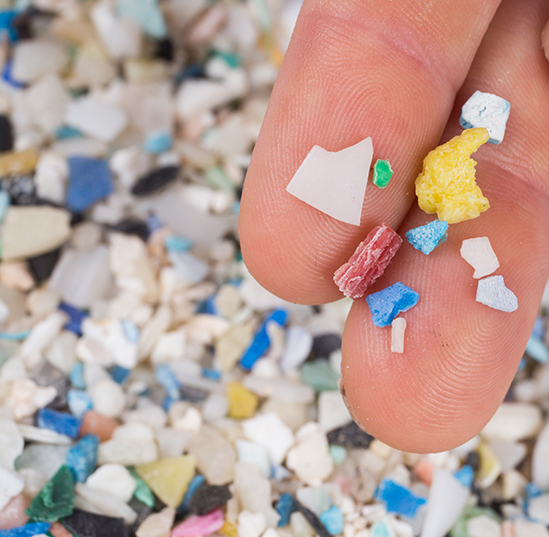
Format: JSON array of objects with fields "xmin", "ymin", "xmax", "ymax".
[
  {"xmin": 333, "ymin": 223, "xmax": 403, "ymax": 299},
  {"xmin": 171, "ymin": 509, "xmax": 224, "ymax": 537}
]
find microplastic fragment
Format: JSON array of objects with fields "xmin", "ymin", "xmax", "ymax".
[
  {"xmin": 460, "ymin": 90, "xmax": 510, "ymax": 144},
  {"xmin": 285, "ymin": 137, "xmax": 373, "ymax": 226},
  {"xmin": 405, "ymin": 220, "xmax": 448, "ymax": 255},
  {"xmin": 476, "ymin": 275, "xmax": 518, "ymax": 312},
  {"xmin": 391, "ymin": 318, "xmax": 406, "ymax": 353},
  {"xmin": 415, "ymin": 128, "xmax": 490, "ymax": 224},
  {"xmin": 333, "ymin": 223, "xmax": 403, "ymax": 300},
  {"xmin": 374, "ymin": 478, "xmax": 426, "ymax": 518},
  {"xmin": 460, "ymin": 237, "xmax": 500, "ymax": 279},
  {"xmin": 372, "ymin": 159, "xmax": 393, "ymax": 188},
  {"xmin": 366, "ymin": 282, "xmax": 420, "ymax": 327}
]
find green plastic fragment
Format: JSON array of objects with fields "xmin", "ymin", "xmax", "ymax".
[
  {"xmin": 26, "ymin": 465, "xmax": 75, "ymax": 522},
  {"xmin": 129, "ymin": 468, "xmax": 156, "ymax": 508},
  {"xmin": 373, "ymin": 159, "xmax": 393, "ymax": 188},
  {"xmin": 300, "ymin": 360, "xmax": 340, "ymax": 392},
  {"xmin": 329, "ymin": 445, "xmax": 347, "ymax": 465},
  {"xmin": 450, "ymin": 505, "xmax": 501, "ymax": 537},
  {"xmin": 203, "ymin": 166, "xmax": 235, "ymax": 192}
]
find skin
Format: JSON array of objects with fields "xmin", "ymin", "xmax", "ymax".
[{"xmin": 239, "ymin": 0, "xmax": 549, "ymax": 453}]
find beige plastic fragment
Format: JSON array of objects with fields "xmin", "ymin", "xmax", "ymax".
[
  {"xmin": 391, "ymin": 317, "xmax": 406, "ymax": 354},
  {"xmin": 285, "ymin": 137, "xmax": 373, "ymax": 226}
]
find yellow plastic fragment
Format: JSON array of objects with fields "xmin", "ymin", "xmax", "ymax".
[
  {"xmin": 0, "ymin": 148, "xmax": 39, "ymax": 177},
  {"xmin": 227, "ymin": 381, "xmax": 259, "ymax": 419},
  {"xmin": 135, "ymin": 455, "xmax": 196, "ymax": 508},
  {"xmin": 219, "ymin": 521, "xmax": 238, "ymax": 537},
  {"xmin": 476, "ymin": 441, "xmax": 502, "ymax": 489},
  {"xmin": 415, "ymin": 127, "xmax": 490, "ymax": 224}
]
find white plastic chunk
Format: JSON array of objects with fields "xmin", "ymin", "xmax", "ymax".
[
  {"xmin": 391, "ymin": 317, "xmax": 406, "ymax": 353},
  {"xmin": 476, "ymin": 275, "xmax": 518, "ymax": 312},
  {"xmin": 460, "ymin": 237, "xmax": 500, "ymax": 279},
  {"xmin": 459, "ymin": 90, "xmax": 510, "ymax": 144},
  {"xmin": 286, "ymin": 137, "xmax": 373, "ymax": 226}
]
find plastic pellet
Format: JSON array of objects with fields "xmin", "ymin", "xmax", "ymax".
[
  {"xmin": 333, "ymin": 223, "xmax": 403, "ymax": 299},
  {"xmin": 391, "ymin": 317, "xmax": 406, "ymax": 353},
  {"xmin": 372, "ymin": 159, "xmax": 393, "ymax": 188},
  {"xmin": 460, "ymin": 90, "xmax": 510, "ymax": 144},
  {"xmin": 415, "ymin": 128, "xmax": 490, "ymax": 223},
  {"xmin": 405, "ymin": 220, "xmax": 448, "ymax": 255},
  {"xmin": 366, "ymin": 282, "xmax": 420, "ymax": 327}
]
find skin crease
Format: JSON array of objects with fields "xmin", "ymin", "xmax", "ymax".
[{"xmin": 239, "ymin": 0, "xmax": 549, "ymax": 452}]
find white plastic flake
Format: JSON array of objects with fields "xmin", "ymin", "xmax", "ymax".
[
  {"xmin": 460, "ymin": 90, "xmax": 510, "ymax": 144},
  {"xmin": 476, "ymin": 275, "xmax": 518, "ymax": 312},
  {"xmin": 285, "ymin": 137, "xmax": 373, "ymax": 226},
  {"xmin": 460, "ymin": 237, "xmax": 499, "ymax": 279}
]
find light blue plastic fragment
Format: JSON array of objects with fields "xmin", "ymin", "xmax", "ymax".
[
  {"xmin": 459, "ymin": 90, "xmax": 510, "ymax": 144},
  {"xmin": 526, "ymin": 336, "xmax": 549, "ymax": 363},
  {"xmin": 375, "ymin": 478, "xmax": 427, "ymax": 519},
  {"xmin": 405, "ymin": 220, "xmax": 448, "ymax": 255},
  {"xmin": 168, "ymin": 250, "xmax": 209, "ymax": 285},
  {"xmin": 453, "ymin": 465, "xmax": 474, "ymax": 488},
  {"xmin": 329, "ymin": 445, "xmax": 347, "ymax": 465},
  {"xmin": 65, "ymin": 434, "xmax": 99, "ymax": 482},
  {"xmin": 240, "ymin": 309, "xmax": 288, "ymax": 370},
  {"xmin": 366, "ymin": 282, "xmax": 420, "ymax": 327},
  {"xmin": 110, "ymin": 365, "xmax": 131, "ymax": 384},
  {"xmin": 532, "ymin": 317, "xmax": 546, "ymax": 340},
  {"xmin": 370, "ymin": 521, "xmax": 394, "ymax": 537},
  {"xmin": 276, "ymin": 493, "xmax": 296, "ymax": 528},
  {"xmin": 0, "ymin": 190, "xmax": 10, "ymax": 222},
  {"xmin": 319, "ymin": 505, "xmax": 344, "ymax": 536},
  {"xmin": 121, "ymin": 318, "xmax": 140, "ymax": 343},
  {"xmin": 180, "ymin": 474, "xmax": 205, "ymax": 510},
  {"xmin": 116, "ymin": 0, "xmax": 167, "ymax": 38},
  {"xmin": 67, "ymin": 389, "xmax": 93, "ymax": 418},
  {"xmin": 143, "ymin": 131, "xmax": 172, "ymax": 154},
  {"xmin": 236, "ymin": 439, "xmax": 271, "ymax": 478},
  {"xmin": 0, "ymin": 330, "xmax": 29, "ymax": 341},
  {"xmin": 70, "ymin": 362, "xmax": 85, "ymax": 389},
  {"xmin": 164, "ymin": 235, "xmax": 193, "ymax": 253},
  {"xmin": 155, "ymin": 364, "xmax": 181, "ymax": 400}
]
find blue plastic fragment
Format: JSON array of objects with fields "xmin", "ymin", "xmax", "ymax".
[
  {"xmin": 525, "ymin": 482, "xmax": 543, "ymax": 500},
  {"xmin": 374, "ymin": 478, "xmax": 426, "ymax": 519},
  {"xmin": 2, "ymin": 61, "xmax": 25, "ymax": 88},
  {"xmin": 70, "ymin": 362, "xmax": 85, "ymax": 389},
  {"xmin": 143, "ymin": 131, "xmax": 172, "ymax": 154},
  {"xmin": 240, "ymin": 309, "xmax": 288, "ymax": 370},
  {"xmin": 271, "ymin": 465, "xmax": 291, "ymax": 481},
  {"xmin": 155, "ymin": 364, "xmax": 181, "ymax": 400},
  {"xmin": 526, "ymin": 335, "xmax": 549, "ymax": 364},
  {"xmin": 0, "ymin": 10, "xmax": 18, "ymax": 42},
  {"xmin": 453, "ymin": 465, "xmax": 474, "ymax": 488},
  {"xmin": 370, "ymin": 521, "xmax": 393, "ymax": 537},
  {"xmin": 319, "ymin": 505, "xmax": 344, "ymax": 535},
  {"xmin": 164, "ymin": 235, "xmax": 193, "ymax": 253},
  {"xmin": 180, "ymin": 474, "xmax": 205, "ymax": 511},
  {"xmin": 67, "ymin": 389, "xmax": 93, "ymax": 418},
  {"xmin": 116, "ymin": 0, "xmax": 167, "ymax": 38},
  {"xmin": 66, "ymin": 434, "xmax": 99, "ymax": 482},
  {"xmin": 532, "ymin": 317, "xmax": 546, "ymax": 340},
  {"xmin": 147, "ymin": 213, "xmax": 164, "ymax": 232},
  {"xmin": 55, "ymin": 125, "xmax": 82, "ymax": 140},
  {"xmin": 37, "ymin": 408, "xmax": 82, "ymax": 438},
  {"xmin": 366, "ymin": 282, "xmax": 420, "ymax": 327},
  {"xmin": 405, "ymin": 220, "xmax": 448, "ymax": 255},
  {"xmin": 67, "ymin": 156, "xmax": 113, "ymax": 213},
  {"xmin": 0, "ymin": 190, "xmax": 10, "ymax": 222},
  {"xmin": 121, "ymin": 319, "xmax": 140, "ymax": 344},
  {"xmin": 0, "ymin": 522, "xmax": 51, "ymax": 537},
  {"xmin": 202, "ymin": 368, "xmax": 221, "ymax": 381},
  {"xmin": 110, "ymin": 366, "xmax": 131, "ymax": 384},
  {"xmin": 196, "ymin": 296, "xmax": 217, "ymax": 316},
  {"xmin": 276, "ymin": 493, "xmax": 296, "ymax": 527},
  {"xmin": 59, "ymin": 302, "xmax": 88, "ymax": 336}
]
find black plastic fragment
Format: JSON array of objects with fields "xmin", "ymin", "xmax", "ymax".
[
  {"xmin": 294, "ymin": 499, "xmax": 331, "ymax": 537},
  {"xmin": 62, "ymin": 508, "xmax": 128, "ymax": 537},
  {"xmin": 110, "ymin": 218, "xmax": 150, "ymax": 241},
  {"xmin": 0, "ymin": 115, "xmax": 14, "ymax": 153},
  {"xmin": 311, "ymin": 334, "xmax": 341, "ymax": 359},
  {"xmin": 30, "ymin": 361, "xmax": 70, "ymax": 410},
  {"xmin": 131, "ymin": 165, "xmax": 180, "ymax": 197},
  {"xmin": 179, "ymin": 384, "xmax": 209, "ymax": 403},
  {"xmin": 327, "ymin": 421, "xmax": 374, "ymax": 449},
  {"xmin": 29, "ymin": 248, "xmax": 62, "ymax": 284},
  {"xmin": 189, "ymin": 484, "xmax": 232, "ymax": 516}
]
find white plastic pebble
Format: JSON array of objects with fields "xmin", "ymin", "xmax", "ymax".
[
  {"xmin": 514, "ymin": 518, "xmax": 549, "ymax": 537},
  {"xmin": 34, "ymin": 152, "xmax": 69, "ymax": 204},
  {"xmin": 460, "ymin": 237, "xmax": 500, "ymax": 279},
  {"xmin": 236, "ymin": 439, "xmax": 271, "ymax": 479},
  {"xmin": 9, "ymin": 379, "xmax": 57, "ymax": 420},
  {"xmin": 466, "ymin": 515, "xmax": 502, "ymax": 537},
  {"xmin": 90, "ymin": 378, "xmax": 126, "ymax": 418},
  {"xmin": 317, "ymin": 391, "xmax": 352, "ymax": 432},
  {"xmin": 489, "ymin": 439, "xmax": 526, "ymax": 472},
  {"xmin": 2, "ymin": 207, "xmax": 72, "ymax": 262},
  {"xmin": 529, "ymin": 494, "xmax": 549, "ymax": 525},
  {"xmin": 460, "ymin": 90, "xmax": 510, "ymax": 144},
  {"xmin": 290, "ymin": 512, "xmax": 315, "ymax": 537},
  {"xmin": 477, "ymin": 275, "xmax": 518, "ymax": 312},
  {"xmin": 0, "ymin": 466, "xmax": 24, "ymax": 511},
  {"xmin": 285, "ymin": 137, "xmax": 373, "ymax": 226},
  {"xmin": 391, "ymin": 317, "xmax": 407, "ymax": 354},
  {"xmin": 233, "ymin": 462, "xmax": 280, "ymax": 528},
  {"xmin": 17, "ymin": 424, "xmax": 73, "ymax": 445},
  {"xmin": 482, "ymin": 402, "xmax": 542, "ymax": 441},
  {"xmin": 11, "ymin": 39, "xmax": 68, "ymax": 83},
  {"xmin": 19, "ymin": 311, "xmax": 67, "ymax": 364},
  {"xmin": 75, "ymin": 482, "xmax": 138, "ymax": 524},
  {"xmin": 243, "ymin": 376, "xmax": 315, "ymax": 404},
  {"xmin": 420, "ymin": 469, "xmax": 470, "ymax": 537},
  {"xmin": 168, "ymin": 251, "xmax": 209, "ymax": 285},
  {"xmin": 136, "ymin": 506, "xmax": 175, "ymax": 537},
  {"xmin": 155, "ymin": 428, "xmax": 190, "ymax": 459},
  {"xmin": 296, "ymin": 486, "xmax": 331, "ymax": 515},
  {"xmin": 238, "ymin": 510, "xmax": 266, "ymax": 537},
  {"xmin": 66, "ymin": 96, "xmax": 128, "ymax": 142},
  {"xmin": 242, "ymin": 412, "xmax": 295, "ymax": 466},
  {"xmin": 286, "ymin": 422, "xmax": 334, "ymax": 486},
  {"xmin": 86, "ymin": 464, "xmax": 137, "ymax": 503},
  {"xmin": 280, "ymin": 326, "xmax": 313, "ymax": 373},
  {"xmin": 532, "ymin": 422, "xmax": 549, "ymax": 489},
  {"xmin": 98, "ymin": 437, "xmax": 158, "ymax": 466}
]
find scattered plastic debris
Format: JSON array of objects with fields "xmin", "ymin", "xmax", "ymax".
[
  {"xmin": 405, "ymin": 220, "xmax": 448, "ymax": 255},
  {"xmin": 372, "ymin": 159, "xmax": 393, "ymax": 188},
  {"xmin": 333, "ymin": 223, "xmax": 403, "ymax": 299},
  {"xmin": 366, "ymin": 282, "xmax": 420, "ymax": 327},
  {"xmin": 460, "ymin": 237, "xmax": 500, "ymax": 278},
  {"xmin": 415, "ymin": 128, "xmax": 490, "ymax": 223},
  {"xmin": 476, "ymin": 275, "xmax": 518, "ymax": 312},
  {"xmin": 286, "ymin": 137, "xmax": 373, "ymax": 226},
  {"xmin": 460, "ymin": 90, "xmax": 510, "ymax": 144}
]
